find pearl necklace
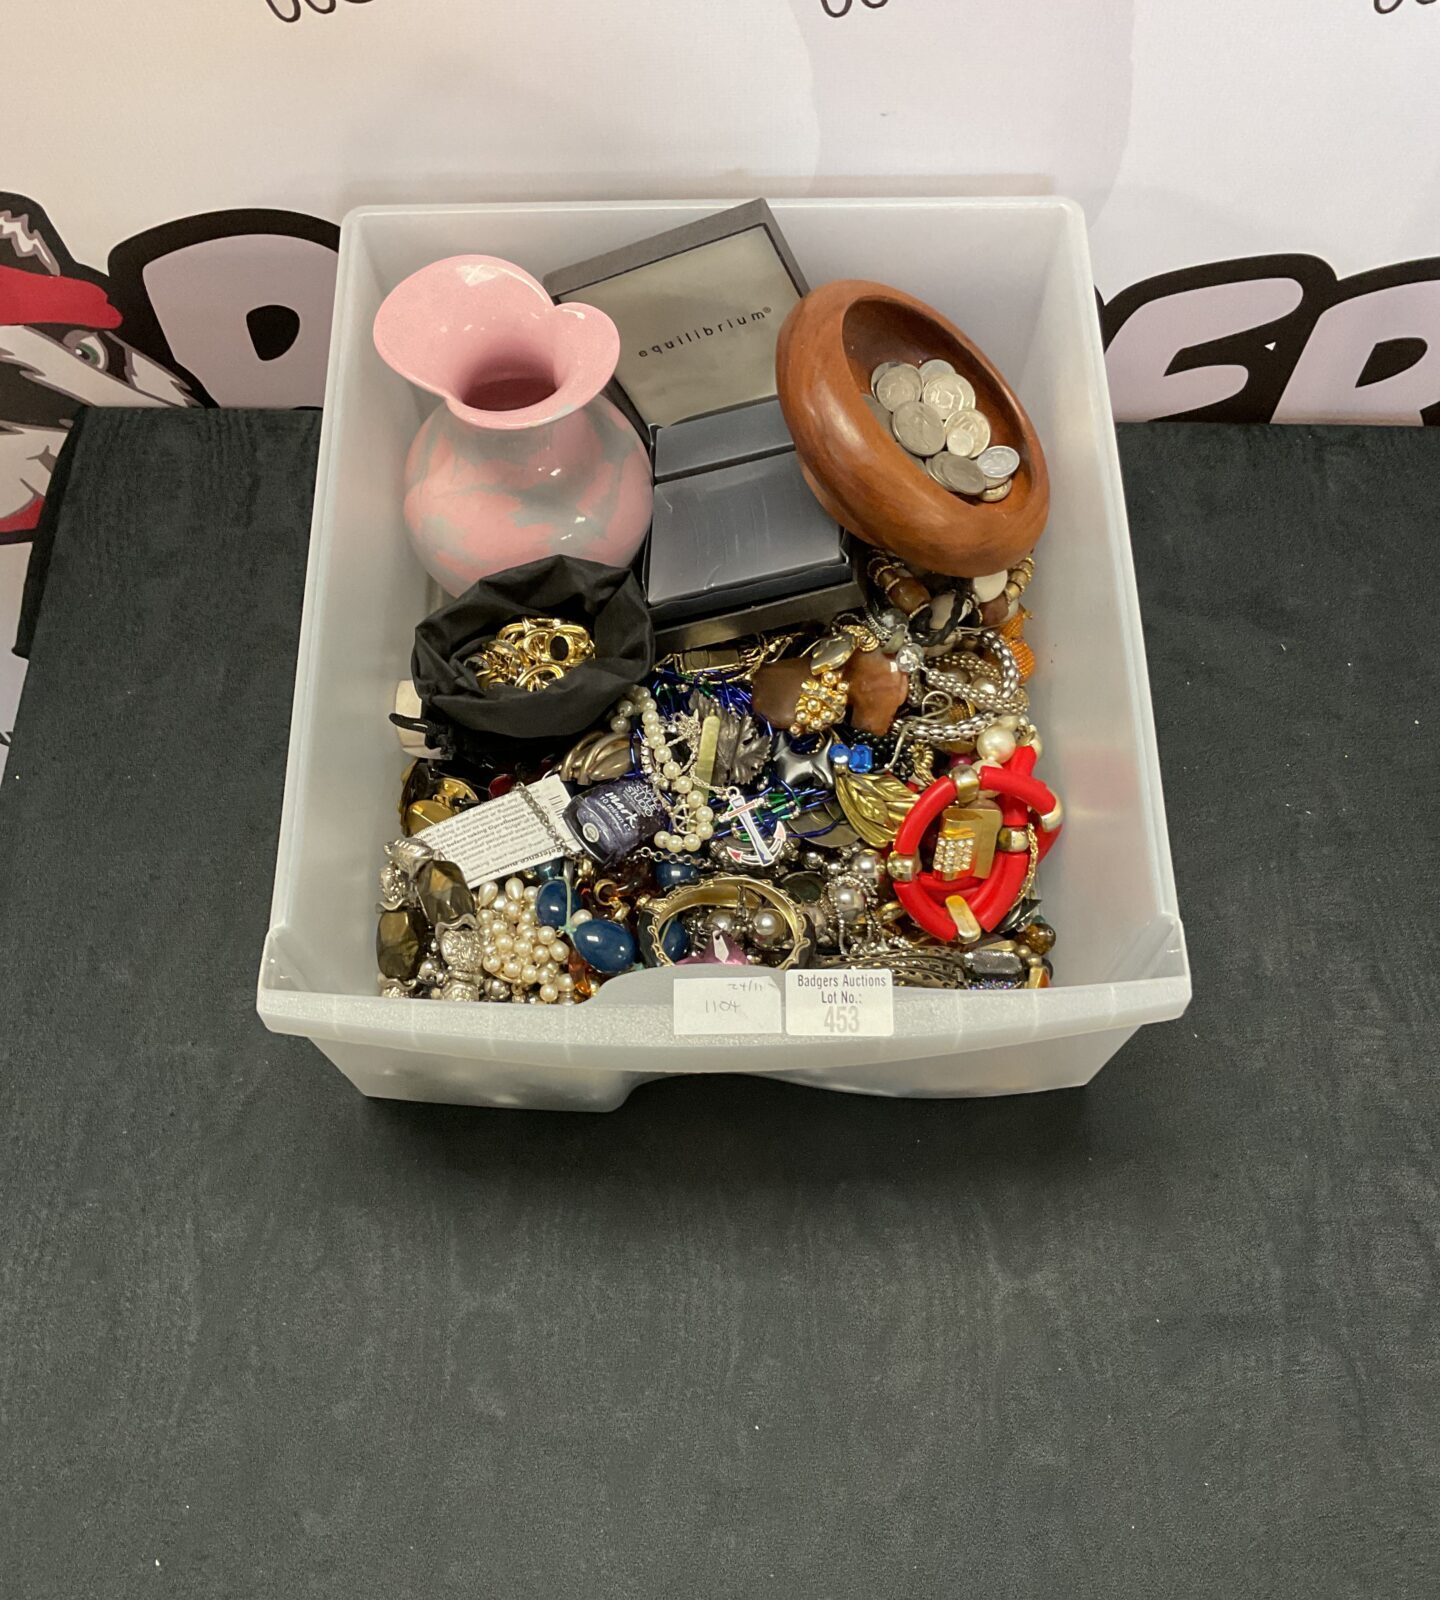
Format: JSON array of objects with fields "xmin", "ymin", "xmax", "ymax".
[{"xmin": 611, "ymin": 685, "xmax": 716, "ymax": 855}]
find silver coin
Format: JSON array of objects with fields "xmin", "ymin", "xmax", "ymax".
[
  {"xmin": 919, "ymin": 358, "xmax": 957, "ymax": 383},
  {"xmin": 975, "ymin": 444, "xmax": 1020, "ymax": 482},
  {"xmin": 921, "ymin": 373, "xmax": 974, "ymax": 424},
  {"xmin": 929, "ymin": 452, "xmax": 987, "ymax": 496},
  {"xmin": 892, "ymin": 399, "xmax": 948, "ymax": 458},
  {"xmin": 981, "ymin": 478, "xmax": 1013, "ymax": 503},
  {"xmin": 862, "ymin": 393, "xmax": 891, "ymax": 428},
  {"xmin": 930, "ymin": 371, "xmax": 975, "ymax": 412},
  {"xmin": 945, "ymin": 407, "xmax": 991, "ymax": 459},
  {"xmin": 874, "ymin": 363, "xmax": 924, "ymax": 411},
  {"xmin": 870, "ymin": 361, "xmax": 903, "ymax": 399}
]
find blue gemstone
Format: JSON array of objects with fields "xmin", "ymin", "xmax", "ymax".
[
  {"xmin": 848, "ymin": 745, "xmax": 874, "ymax": 774},
  {"xmin": 535, "ymin": 880, "xmax": 576, "ymax": 928},
  {"xmin": 532, "ymin": 857, "xmax": 568, "ymax": 881},
  {"xmin": 573, "ymin": 917, "xmax": 637, "ymax": 975},
  {"xmin": 655, "ymin": 859, "xmax": 701, "ymax": 889},
  {"xmin": 659, "ymin": 918, "xmax": 690, "ymax": 964}
]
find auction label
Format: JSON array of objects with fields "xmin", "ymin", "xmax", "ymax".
[
  {"xmin": 785, "ymin": 969, "xmax": 894, "ymax": 1037},
  {"xmin": 673, "ymin": 975, "xmax": 783, "ymax": 1037}
]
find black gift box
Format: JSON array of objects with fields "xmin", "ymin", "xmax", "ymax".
[{"xmin": 543, "ymin": 202, "xmax": 862, "ymax": 650}]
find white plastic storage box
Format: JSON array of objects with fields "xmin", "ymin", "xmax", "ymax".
[{"xmin": 258, "ymin": 199, "xmax": 1190, "ymax": 1112}]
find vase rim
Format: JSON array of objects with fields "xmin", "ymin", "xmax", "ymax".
[{"xmin": 373, "ymin": 254, "xmax": 620, "ymax": 431}]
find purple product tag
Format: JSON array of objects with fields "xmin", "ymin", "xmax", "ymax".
[{"xmin": 564, "ymin": 779, "xmax": 669, "ymax": 864}]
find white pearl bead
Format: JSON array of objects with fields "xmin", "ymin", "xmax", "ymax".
[
  {"xmin": 683, "ymin": 833, "xmax": 701, "ymax": 852},
  {"xmin": 832, "ymin": 884, "xmax": 863, "ymax": 919},
  {"xmin": 520, "ymin": 964, "xmax": 539, "ymax": 985},
  {"xmin": 525, "ymin": 884, "xmax": 539, "ymax": 902},
  {"xmin": 662, "ymin": 761, "xmax": 681, "ymax": 781},
  {"xmin": 696, "ymin": 806, "xmax": 715, "ymax": 826},
  {"xmin": 505, "ymin": 876, "xmax": 525, "ymax": 901},
  {"xmin": 976, "ymin": 726, "xmax": 1017, "ymax": 764},
  {"xmin": 483, "ymin": 954, "xmax": 504, "ymax": 974},
  {"xmin": 539, "ymin": 961, "xmax": 560, "ymax": 982},
  {"xmin": 557, "ymin": 972, "xmax": 575, "ymax": 991},
  {"xmin": 568, "ymin": 911, "xmax": 590, "ymax": 928},
  {"xmin": 696, "ymin": 822, "xmax": 714, "ymax": 841},
  {"xmin": 655, "ymin": 832, "xmax": 673, "ymax": 851},
  {"xmin": 536, "ymin": 924, "xmax": 556, "ymax": 944},
  {"xmin": 551, "ymin": 940, "xmax": 570, "ymax": 961},
  {"xmin": 502, "ymin": 958, "xmax": 523, "ymax": 980},
  {"xmin": 476, "ymin": 881, "xmax": 498, "ymax": 907},
  {"xmin": 539, "ymin": 983, "xmax": 560, "ymax": 1004},
  {"xmin": 494, "ymin": 933, "xmax": 514, "ymax": 954},
  {"xmin": 610, "ymin": 716, "xmax": 630, "ymax": 734},
  {"xmin": 673, "ymin": 775, "xmax": 693, "ymax": 795},
  {"xmin": 999, "ymin": 713, "xmax": 1020, "ymax": 731}
]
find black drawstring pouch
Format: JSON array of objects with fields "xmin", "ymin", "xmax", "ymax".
[{"xmin": 402, "ymin": 556, "xmax": 655, "ymax": 761}]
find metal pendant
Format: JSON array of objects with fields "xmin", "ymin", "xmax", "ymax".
[
  {"xmin": 772, "ymin": 732, "xmax": 836, "ymax": 791},
  {"xmin": 833, "ymin": 769, "xmax": 917, "ymax": 848}
]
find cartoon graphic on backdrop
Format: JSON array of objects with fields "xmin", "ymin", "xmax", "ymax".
[
  {"xmin": 0, "ymin": 197, "xmax": 342, "ymax": 543},
  {"xmin": 0, "ymin": 198, "xmax": 196, "ymax": 541},
  {"xmin": 0, "ymin": 195, "xmax": 340, "ymax": 768}
]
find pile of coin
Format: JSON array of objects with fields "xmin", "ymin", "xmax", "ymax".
[{"xmin": 867, "ymin": 358, "xmax": 1020, "ymax": 503}]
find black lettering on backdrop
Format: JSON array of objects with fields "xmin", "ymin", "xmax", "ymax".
[
  {"xmin": 1101, "ymin": 254, "xmax": 1440, "ymax": 424},
  {"xmin": 1373, "ymin": 0, "xmax": 1436, "ymax": 14},
  {"xmin": 265, "ymin": 0, "xmax": 374, "ymax": 23},
  {"xmin": 822, "ymin": 0, "xmax": 890, "ymax": 17}
]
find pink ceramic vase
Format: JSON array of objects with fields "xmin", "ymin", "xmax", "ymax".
[{"xmin": 373, "ymin": 256, "xmax": 653, "ymax": 595}]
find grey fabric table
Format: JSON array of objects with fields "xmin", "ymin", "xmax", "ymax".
[{"xmin": 1, "ymin": 410, "xmax": 1436, "ymax": 1599}]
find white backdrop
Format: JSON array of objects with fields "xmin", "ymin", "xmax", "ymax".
[
  {"xmin": 10, "ymin": 0, "xmax": 1438, "ymax": 295},
  {"xmin": 4, "ymin": 0, "xmax": 1439, "ymax": 764}
]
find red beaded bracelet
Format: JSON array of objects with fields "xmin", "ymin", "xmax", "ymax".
[{"xmin": 888, "ymin": 746, "xmax": 1062, "ymax": 942}]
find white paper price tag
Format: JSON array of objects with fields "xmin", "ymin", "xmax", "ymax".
[
  {"xmin": 673, "ymin": 975, "xmax": 783, "ymax": 1037},
  {"xmin": 785, "ymin": 969, "xmax": 894, "ymax": 1037},
  {"xmin": 413, "ymin": 775, "xmax": 578, "ymax": 887}
]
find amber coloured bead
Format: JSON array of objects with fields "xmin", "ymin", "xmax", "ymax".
[
  {"xmin": 415, "ymin": 858, "xmax": 475, "ymax": 928},
  {"xmin": 377, "ymin": 907, "xmax": 427, "ymax": 980}
]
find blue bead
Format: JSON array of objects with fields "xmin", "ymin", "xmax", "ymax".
[
  {"xmin": 659, "ymin": 918, "xmax": 690, "ymax": 964},
  {"xmin": 573, "ymin": 917, "xmax": 637, "ymax": 975},
  {"xmin": 655, "ymin": 859, "xmax": 700, "ymax": 889},
  {"xmin": 532, "ymin": 857, "xmax": 568, "ymax": 881},
  {"xmin": 848, "ymin": 745, "xmax": 874, "ymax": 774},
  {"xmin": 535, "ymin": 880, "xmax": 575, "ymax": 928}
]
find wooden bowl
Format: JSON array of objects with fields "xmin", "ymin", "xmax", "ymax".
[{"xmin": 776, "ymin": 279, "xmax": 1049, "ymax": 577}]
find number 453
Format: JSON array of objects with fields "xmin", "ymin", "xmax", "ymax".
[{"xmin": 823, "ymin": 1006, "xmax": 863, "ymax": 1033}]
